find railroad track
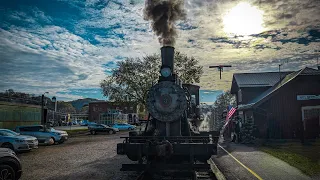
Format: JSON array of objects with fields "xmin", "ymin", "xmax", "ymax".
[{"xmin": 135, "ymin": 159, "xmax": 224, "ymax": 180}]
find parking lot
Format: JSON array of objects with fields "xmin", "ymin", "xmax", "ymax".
[{"xmin": 17, "ymin": 132, "xmax": 137, "ymax": 180}]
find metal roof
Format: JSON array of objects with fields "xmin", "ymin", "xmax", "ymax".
[
  {"xmin": 300, "ymin": 67, "xmax": 320, "ymax": 75},
  {"xmin": 233, "ymin": 72, "xmax": 293, "ymax": 88}
]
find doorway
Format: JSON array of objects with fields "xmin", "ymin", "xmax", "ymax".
[{"xmin": 302, "ymin": 106, "xmax": 320, "ymax": 139}]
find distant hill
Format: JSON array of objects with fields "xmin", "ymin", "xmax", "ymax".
[{"xmin": 69, "ymin": 98, "xmax": 104, "ymax": 110}]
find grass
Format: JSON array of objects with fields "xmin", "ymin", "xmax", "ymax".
[{"xmin": 260, "ymin": 144, "xmax": 320, "ymax": 176}]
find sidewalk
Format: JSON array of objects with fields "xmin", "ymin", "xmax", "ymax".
[{"xmin": 212, "ymin": 141, "xmax": 313, "ymax": 180}]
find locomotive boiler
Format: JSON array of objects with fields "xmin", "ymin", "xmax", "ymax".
[{"xmin": 117, "ymin": 46, "xmax": 219, "ymax": 176}]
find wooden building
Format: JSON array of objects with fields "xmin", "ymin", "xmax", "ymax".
[{"xmin": 231, "ymin": 67, "xmax": 320, "ymax": 139}]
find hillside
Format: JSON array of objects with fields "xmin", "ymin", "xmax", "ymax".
[{"xmin": 69, "ymin": 98, "xmax": 104, "ymax": 110}]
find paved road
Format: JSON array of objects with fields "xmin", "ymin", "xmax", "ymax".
[
  {"xmin": 18, "ymin": 132, "xmax": 137, "ymax": 180},
  {"xmin": 213, "ymin": 142, "xmax": 312, "ymax": 180}
]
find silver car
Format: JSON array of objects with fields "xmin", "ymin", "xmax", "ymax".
[
  {"xmin": 15, "ymin": 125, "xmax": 68, "ymax": 145},
  {"xmin": 0, "ymin": 129, "xmax": 38, "ymax": 152}
]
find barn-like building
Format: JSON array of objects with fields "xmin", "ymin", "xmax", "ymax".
[{"xmin": 231, "ymin": 67, "xmax": 320, "ymax": 140}]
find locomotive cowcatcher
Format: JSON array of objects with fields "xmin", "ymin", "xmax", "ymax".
[{"xmin": 117, "ymin": 46, "xmax": 219, "ymax": 177}]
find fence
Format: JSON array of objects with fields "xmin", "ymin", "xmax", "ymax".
[{"xmin": 0, "ymin": 101, "xmax": 41, "ymax": 129}]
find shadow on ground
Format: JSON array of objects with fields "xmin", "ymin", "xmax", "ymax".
[{"xmin": 46, "ymin": 155, "xmax": 138, "ymax": 180}]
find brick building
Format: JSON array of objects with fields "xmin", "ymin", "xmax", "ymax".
[{"xmin": 88, "ymin": 102, "xmax": 138, "ymax": 125}]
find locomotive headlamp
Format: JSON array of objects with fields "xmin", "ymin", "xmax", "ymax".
[{"xmin": 160, "ymin": 67, "xmax": 171, "ymax": 77}]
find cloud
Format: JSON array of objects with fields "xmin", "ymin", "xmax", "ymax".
[{"xmin": 0, "ymin": 0, "xmax": 319, "ymax": 99}]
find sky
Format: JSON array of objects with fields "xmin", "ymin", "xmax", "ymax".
[{"xmin": 0, "ymin": 0, "xmax": 319, "ymax": 102}]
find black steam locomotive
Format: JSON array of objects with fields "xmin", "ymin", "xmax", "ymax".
[{"xmin": 117, "ymin": 46, "xmax": 219, "ymax": 177}]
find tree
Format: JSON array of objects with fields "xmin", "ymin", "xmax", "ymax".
[
  {"xmin": 78, "ymin": 106, "xmax": 89, "ymax": 114},
  {"xmin": 57, "ymin": 101, "xmax": 76, "ymax": 114},
  {"xmin": 239, "ymin": 117, "xmax": 257, "ymax": 144},
  {"xmin": 100, "ymin": 52, "xmax": 203, "ymax": 105},
  {"xmin": 212, "ymin": 91, "xmax": 236, "ymax": 131}
]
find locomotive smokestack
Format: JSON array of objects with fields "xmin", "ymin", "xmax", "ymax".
[{"xmin": 161, "ymin": 46, "xmax": 174, "ymax": 72}]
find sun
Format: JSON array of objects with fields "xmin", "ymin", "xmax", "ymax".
[{"xmin": 223, "ymin": 2, "xmax": 264, "ymax": 36}]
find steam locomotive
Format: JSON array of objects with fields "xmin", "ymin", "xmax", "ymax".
[{"xmin": 117, "ymin": 46, "xmax": 219, "ymax": 177}]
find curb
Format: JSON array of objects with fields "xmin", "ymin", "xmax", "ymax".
[{"xmin": 208, "ymin": 158, "xmax": 226, "ymax": 180}]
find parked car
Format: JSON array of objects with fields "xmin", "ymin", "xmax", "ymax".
[
  {"xmin": 0, "ymin": 129, "xmax": 38, "ymax": 152},
  {"xmin": 111, "ymin": 123, "xmax": 136, "ymax": 131},
  {"xmin": 0, "ymin": 148, "xmax": 22, "ymax": 180},
  {"xmin": 80, "ymin": 120, "xmax": 88, "ymax": 126},
  {"xmin": 88, "ymin": 122, "xmax": 97, "ymax": 126},
  {"xmin": 14, "ymin": 125, "xmax": 68, "ymax": 145},
  {"xmin": 80, "ymin": 120, "xmax": 96, "ymax": 126},
  {"xmin": 47, "ymin": 127, "xmax": 69, "ymax": 141},
  {"xmin": 88, "ymin": 124, "xmax": 119, "ymax": 135}
]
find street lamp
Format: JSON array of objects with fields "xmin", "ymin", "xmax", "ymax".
[
  {"xmin": 52, "ymin": 96, "xmax": 57, "ymax": 123},
  {"xmin": 41, "ymin": 92, "xmax": 49, "ymax": 126}
]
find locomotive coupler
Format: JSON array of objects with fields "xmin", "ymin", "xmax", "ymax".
[{"xmin": 155, "ymin": 140, "xmax": 173, "ymax": 158}]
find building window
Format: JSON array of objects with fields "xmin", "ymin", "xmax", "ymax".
[{"xmin": 238, "ymin": 89, "xmax": 242, "ymax": 103}]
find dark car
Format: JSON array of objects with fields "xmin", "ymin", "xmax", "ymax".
[
  {"xmin": 88, "ymin": 124, "xmax": 119, "ymax": 135},
  {"xmin": 0, "ymin": 148, "xmax": 22, "ymax": 180}
]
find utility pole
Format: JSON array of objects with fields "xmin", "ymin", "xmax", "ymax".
[
  {"xmin": 52, "ymin": 96, "xmax": 57, "ymax": 124},
  {"xmin": 278, "ymin": 58, "xmax": 289, "ymax": 83},
  {"xmin": 279, "ymin": 63, "xmax": 283, "ymax": 83},
  {"xmin": 41, "ymin": 94, "xmax": 44, "ymax": 125},
  {"xmin": 209, "ymin": 65, "xmax": 232, "ymax": 79}
]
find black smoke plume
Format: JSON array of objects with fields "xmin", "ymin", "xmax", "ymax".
[{"xmin": 143, "ymin": 0, "xmax": 186, "ymax": 46}]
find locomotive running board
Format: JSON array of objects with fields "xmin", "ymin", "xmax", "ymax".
[{"xmin": 121, "ymin": 163, "xmax": 210, "ymax": 172}]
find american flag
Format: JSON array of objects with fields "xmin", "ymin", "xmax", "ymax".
[
  {"xmin": 221, "ymin": 106, "xmax": 237, "ymax": 132},
  {"xmin": 226, "ymin": 106, "xmax": 237, "ymax": 122}
]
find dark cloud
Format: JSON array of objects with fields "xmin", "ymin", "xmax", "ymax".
[
  {"xmin": 276, "ymin": 13, "xmax": 294, "ymax": 20},
  {"xmin": 208, "ymin": 37, "xmax": 236, "ymax": 44},
  {"xmin": 78, "ymin": 74, "xmax": 88, "ymax": 81},
  {"xmin": 208, "ymin": 37, "xmax": 251, "ymax": 49},
  {"xmin": 187, "ymin": 39, "xmax": 195, "ymax": 44},
  {"xmin": 253, "ymin": 44, "xmax": 281, "ymax": 50},
  {"xmin": 252, "ymin": 28, "xmax": 320, "ymax": 46},
  {"xmin": 232, "ymin": 53, "xmax": 319, "ymax": 72},
  {"xmin": 177, "ymin": 22, "xmax": 197, "ymax": 30}
]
